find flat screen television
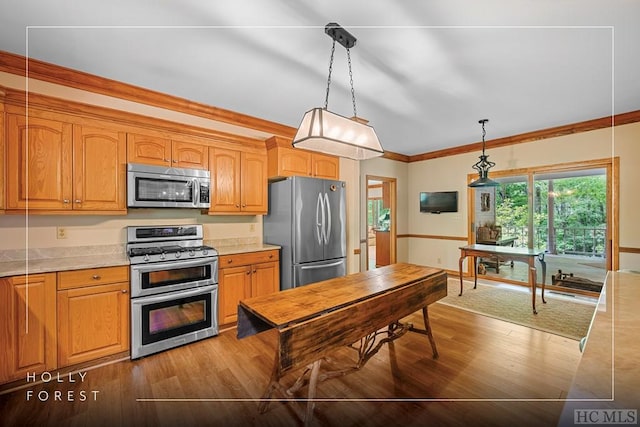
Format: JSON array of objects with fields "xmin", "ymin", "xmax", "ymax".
[{"xmin": 420, "ymin": 191, "xmax": 458, "ymax": 213}]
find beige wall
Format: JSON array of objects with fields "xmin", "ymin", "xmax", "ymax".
[
  {"xmin": 365, "ymin": 122, "xmax": 640, "ymax": 272},
  {"xmin": 359, "ymin": 157, "xmax": 409, "ymax": 271}
]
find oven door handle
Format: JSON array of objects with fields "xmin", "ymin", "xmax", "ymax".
[
  {"xmin": 130, "ymin": 257, "xmax": 217, "ymax": 274},
  {"xmin": 131, "ymin": 284, "xmax": 217, "ymax": 305}
]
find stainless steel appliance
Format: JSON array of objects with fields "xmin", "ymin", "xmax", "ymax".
[
  {"xmin": 127, "ymin": 224, "xmax": 218, "ymax": 359},
  {"xmin": 127, "ymin": 163, "xmax": 211, "ymax": 208},
  {"xmin": 263, "ymin": 176, "xmax": 347, "ymax": 290}
]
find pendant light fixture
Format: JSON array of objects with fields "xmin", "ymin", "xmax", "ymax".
[
  {"xmin": 468, "ymin": 119, "xmax": 500, "ymax": 188},
  {"xmin": 292, "ymin": 23, "xmax": 384, "ymax": 161}
]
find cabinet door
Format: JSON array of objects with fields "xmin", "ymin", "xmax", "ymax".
[
  {"xmin": 127, "ymin": 133, "xmax": 171, "ymax": 166},
  {"xmin": 6, "ymin": 115, "xmax": 73, "ymax": 210},
  {"xmin": 57, "ymin": 282, "xmax": 130, "ymax": 367},
  {"xmin": 251, "ymin": 261, "xmax": 279, "ymax": 298},
  {"xmin": 0, "ymin": 273, "xmax": 57, "ymax": 384},
  {"xmin": 277, "ymin": 147, "xmax": 312, "ymax": 177},
  {"xmin": 311, "ymin": 153, "xmax": 340, "ymax": 180},
  {"xmin": 73, "ymin": 125, "xmax": 127, "ymax": 211},
  {"xmin": 172, "ymin": 140, "xmax": 208, "ymax": 170},
  {"xmin": 218, "ymin": 266, "xmax": 251, "ymax": 324},
  {"xmin": 209, "ymin": 148, "xmax": 241, "ymax": 213},
  {"xmin": 240, "ymin": 151, "xmax": 268, "ymax": 214},
  {"xmin": 0, "ymin": 109, "xmax": 5, "ymax": 211}
]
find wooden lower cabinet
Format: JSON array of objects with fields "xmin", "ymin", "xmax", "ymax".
[
  {"xmin": 57, "ymin": 266, "xmax": 130, "ymax": 368},
  {"xmin": 0, "ymin": 273, "xmax": 57, "ymax": 384},
  {"xmin": 218, "ymin": 250, "xmax": 279, "ymax": 325},
  {"xmin": 218, "ymin": 265, "xmax": 252, "ymax": 325}
]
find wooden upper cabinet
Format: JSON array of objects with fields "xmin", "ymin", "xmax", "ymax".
[
  {"xmin": 127, "ymin": 133, "xmax": 208, "ymax": 170},
  {"xmin": 0, "ymin": 273, "xmax": 57, "ymax": 384},
  {"xmin": 266, "ymin": 136, "xmax": 339, "ymax": 180},
  {"xmin": 172, "ymin": 140, "xmax": 208, "ymax": 169},
  {"xmin": 73, "ymin": 125, "xmax": 127, "ymax": 211},
  {"xmin": 241, "ymin": 151, "xmax": 268, "ymax": 214},
  {"xmin": 209, "ymin": 147, "xmax": 267, "ymax": 215},
  {"xmin": 311, "ymin": 152, "xmax": 340, "ymax": 180},
  {"xmin": 127, "ymin": 133, "xmax": 171, "ymax": 166},
  {"xmin": 271, "ymin": 146, "xmax": 312, "ymax": 177},
  {"xmin": 209, "ymin": 147, "xmax": 241, "ymax": 212},
  {"xmin": 0, "ymin": 106, "xmax": 5, "ymax": 212},
  {"xmin": 6, "ymin": 114, "xmax": 127, "ymax": 213},
  {"xmin": 6, "ymin": 114, "xmax": 73, "ymax": 210}
]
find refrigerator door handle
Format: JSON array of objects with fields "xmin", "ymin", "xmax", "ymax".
[
  {"xmin": 324, "ymin": 192, "xmax": 331, "ymax": 245},
  {"xmin": 316, "ymin": 192, "xmax": 324, "ymax": 246},
  {"xmin": 299, "ymin": 260, "xmax": 345, "ymax": 270}
]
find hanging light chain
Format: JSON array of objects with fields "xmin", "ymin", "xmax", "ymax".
[
  {"xmin": 473, "ymin": 119, "xmax": 495, "ymax": 173},
  {"xmin": 324, "ymin": 39, "xmax": 336, "ymax": 110},
  {"xmin": 346, "ymin": 47, "xmax": 357, "ymax": 118}
]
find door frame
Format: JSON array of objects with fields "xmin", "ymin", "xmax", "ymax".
[
  {"xmin": 366, "ymin": 175, "xmax": 397, "ymax": 269},
  {"xmin": 466, "ymin": 157, "xmax": 619, "ymax": 278}
]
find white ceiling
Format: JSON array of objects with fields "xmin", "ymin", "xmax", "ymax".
[{"xmin": 1, "ymin": 0, "xmax": 639, "ymax": 156}]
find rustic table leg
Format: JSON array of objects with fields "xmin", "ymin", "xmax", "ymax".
[
  {"xmin": 304, "ymin": 359, "xmax": 322, "ymax": 427},
  {"xmin": 539, "ymin": 255, "xmax": 547, "ymax": 304},
  {"xmin": 530, "ymin": 265, "xmax": 538, "ymax": 315},
  {"xmin": 473, "ymin": 256, "xmax": 478, "ymax": 289},
  {"xmin": 421, "ymin": 307, "xmax": 439, "ymax": 359},
  {"xmin": 258, "ymin": 351, "xmax": 281, "ymax": 414},
  {"xmin": 458, "ymin": 253, "xmax": 465, "ymax": 296}
]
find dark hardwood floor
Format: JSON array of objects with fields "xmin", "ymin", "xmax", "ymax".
[{"xmin": 0, "ymin": 302, "xmax": 581, "ymax": 427}]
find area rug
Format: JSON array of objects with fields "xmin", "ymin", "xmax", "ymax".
[{"xmin": 436, "ymin": 279, "xmax": 597, "ymax": 340}]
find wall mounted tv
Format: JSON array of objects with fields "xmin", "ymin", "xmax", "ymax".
[{"xmin": 420, "ymin": 191, "xmax": 458, "ymax": 214}]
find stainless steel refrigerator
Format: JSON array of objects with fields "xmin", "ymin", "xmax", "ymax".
[{"xmin": 263, "ymin": 176, "xmax": 347, "ymax": 290}]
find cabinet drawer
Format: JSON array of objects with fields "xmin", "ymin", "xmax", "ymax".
[
  {"xmin": 219, "ymin": 249, "xmax": 279, "ymax": 267},
  {"xmin": 57, "ymin": 266, "xmax": 129, "ymax": 290}
]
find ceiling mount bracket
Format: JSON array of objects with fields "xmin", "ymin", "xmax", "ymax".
[{"xmin": 325, "ymin": 23, "xmax": 357, "ymax": 49}]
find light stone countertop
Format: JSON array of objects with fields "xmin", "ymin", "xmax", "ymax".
[
  {"xmin": 0, "ymin": 243, "xmax": 281, "ymax": 278},
  {"xmin": 557, "ymin": 270, "xmax": 640, "ymax": 425},
  {"xmin": 0, "ymin": 253, "xmax": 131, "ymax": 278},
  {"xmin": 213, "ymin": 243, "xmax": 280, "ymax": 256}
]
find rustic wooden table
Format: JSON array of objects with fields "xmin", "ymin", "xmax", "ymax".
[
  {"xmin": 237, "ymin": 263, "xmax": 447, "ymax": 426},
  {"xmin": 459, "ymin": 244, "xmax": 547, "ymax": 314}
]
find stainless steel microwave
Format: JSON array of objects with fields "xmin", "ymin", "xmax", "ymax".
[{"xmin": 127, "ymin": 163, "xmax": 211, "ymax": 208}]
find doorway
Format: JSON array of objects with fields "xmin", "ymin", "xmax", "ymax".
[
  {"xmin": 468, "ymin": 158, "xmax": 617, "ymax": 295},
  {"xmin": 366, "ymin": 176, "xmax": 397, "ymax": 270}
]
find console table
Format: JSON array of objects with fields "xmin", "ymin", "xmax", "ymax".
[
  {"xmin": 458, "ymin": 244, "xmax": 547, "ymax": 314},
  {"xmin": 475, "ymin": 237, "xmax": 517, "ymax": 272},
  {"xmin": 237, "ymin": 263, "xmax": 447, "ymax": 426}
]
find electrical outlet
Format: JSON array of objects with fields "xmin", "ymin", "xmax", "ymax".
[
  {"xmin": 249, "ymin": 224, "xmax": 256, "ymax": 233},
  {"xmin": 437, "ymin": 257, "xmax": 442, "ymax": 264},
  {"xmin": 57, "ymin": 227, "xmax": 67, "ymax": 239}
]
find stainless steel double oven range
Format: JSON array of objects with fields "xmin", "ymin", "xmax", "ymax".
[{"xmin": 127, "ymin": 224, "xmax": 219, "ymax": 359}]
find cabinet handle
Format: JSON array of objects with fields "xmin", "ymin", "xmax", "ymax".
[
  {"xmin": 75, "ymin": 199, "xmax": 82, "ymax": 203},
  {"xmin": 235, "ymin": 204, "xmax": 240, "ymax": 208},
  {"xmin": 246, "ymin": 270, "xmax": 251, "ymax": 275},
  {"xmin": 227, "ymin": 259, "xmax": 233, "ymax": 264},
  {"xmin": 63, "ymin": 199, "xmax": 70, "ymax": 204},
  {"xmin": 164, "ymin": 158, "xmax": 170, "ymax": 162},
  {"xmin": 268, "ymin": 254, "xmax": 273, "ymax": 259},
  {"xmin": 253, "ymin": 269, "xmax": 257, "ymax": 273},
  {"xmin": 242, "ymin": 204, "xmax": 246, "ymax": 208},
  {"xmin": 122, "ymin": 289, "xmax": 128, "ymax": 294},
  {"xmin": 92, "ymin": 275, "xmax": 101, "ymax": 280},
  {"xmin": 172, "ymin": 159, "xmax": 178, "ymax": 163}
]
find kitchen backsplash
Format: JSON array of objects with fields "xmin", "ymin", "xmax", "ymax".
[{"xmin": 0, "ymin": 212, "xmax": 262, "ymax": 252}]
